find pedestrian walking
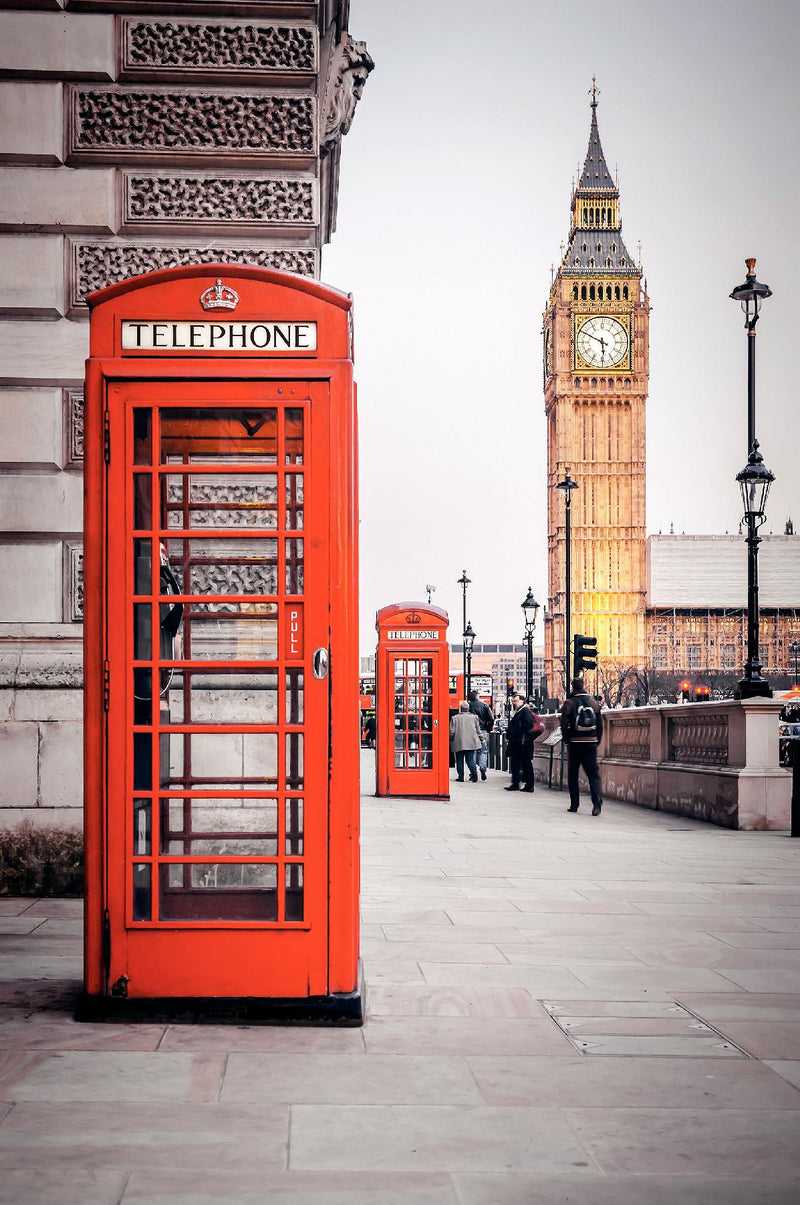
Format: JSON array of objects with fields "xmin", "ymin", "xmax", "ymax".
[
  {"xmin": 505, "ymin": 691, "xmax": 543, "ymax": 792},
  {"xmin": 560, "ymin": 676, "xmax": 604, "ymax": 814},
  {"xmin": 449, "ymin": 700, "xmax": 483, "ymax": 783},
  {"xmin": 362, "ymin": 713, "xmax": 376, "ymax": 749},
  {"xmin": 468, "ymin": 688, "xmax": 494, "ymax": 781}
]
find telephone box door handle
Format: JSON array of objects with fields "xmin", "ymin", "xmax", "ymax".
[{"xmin": 313, "ymin": 647, "xmax": 329, "ymax": 679}]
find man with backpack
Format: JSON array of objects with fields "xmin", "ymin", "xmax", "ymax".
[
  {"xmin": 468, "ymin": 688, "xmax": 494, "ymax": 781},
  {"xmin": 560, "ymin": 676, "xmax": 604, "ymax": 815}
]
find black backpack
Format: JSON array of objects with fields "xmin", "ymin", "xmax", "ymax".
[{"xmin": 571, "ymin": 694, "xmax": 598, "ymax": 737}]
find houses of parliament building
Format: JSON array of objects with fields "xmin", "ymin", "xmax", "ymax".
[{"xmin": 543, "ymin": 91, "xmax": 800, "ymax": 697}]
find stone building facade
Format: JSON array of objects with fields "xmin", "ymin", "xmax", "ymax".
[{"xmin": 0, "ymin": 0, "xmax": 372, "ymax": 826}]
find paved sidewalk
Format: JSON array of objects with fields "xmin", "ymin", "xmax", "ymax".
[{"xmin": 2, "ymin": 754, "xmax": 800, "ymax": 1203}]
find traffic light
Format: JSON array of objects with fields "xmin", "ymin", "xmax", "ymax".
[
  {"xmin": 694, "ymin": 685, "xmax": 710, "ymax": 702},
  {"xmin": 679, "ymin": 679, "xmax": 691, "ymax": 702},
  {"xmin": 573, "ymin": 633, "xmax": 598, "ymax": 674},
  {"xmin": 506, "ymin": 677, "xmax": 514, "ymax": 694}
]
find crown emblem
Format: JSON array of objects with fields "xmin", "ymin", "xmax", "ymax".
[
  {"xmin": 405, "ymin": 611, "xmax": 421, "ymax": 624},
  {"xmin": 200, "ymin": 279, "xmax": 239, "ymax": 311}
]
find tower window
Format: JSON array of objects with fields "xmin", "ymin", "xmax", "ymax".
[
  {"xmin": 621, "ymin": 258, "xmax": 626, "ymax": 266},
  {"xmin": 572, "ymin": 284, "xmax": 578, "ymax": 299},
  {"xmin": 596, "ymin": 243, "xmax": 602, "ymax": 253},
  {"xmin": 589, "ymin": 284, "xmax": 596, "ymax": 299},
  {"xmin": 611, "ymin": 242, "xmax": 617, "ymax": 252},
  {"xmin": 581, "ymin": 285, "xmax": 587, "ymax": 299},
  {"xmin": 623, "ymin": 285, "xmax": 629, "ymax": 300},
  {"xmin": 606, "ymin": 286, "xmax": 612, "ymax": 299},
  {"xmin": 582, "ymin": 242, "xmax": 587, "ymax": 252},
  {"xmin": 575, "ymin": 258, "xmax": 580, "ymax": 266},
  {"xmin": 588, "ymin": 258, "xmax": 595, "ymax": 268},
  {"xmin": 614, "ymin": 285, "xmax": 620, "ymax": 300},
  {"xmin": 606, "ymin": 259, "xmax": 612, "ymax": 269}
]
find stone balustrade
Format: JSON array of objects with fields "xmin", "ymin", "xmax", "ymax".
[{"xmin": 534, "ymin": 698, "xmax": 790, "ymax": 830}]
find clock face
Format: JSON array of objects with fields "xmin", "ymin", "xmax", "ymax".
[{"xmin": 576, "ymin": 315, "xmax": 628, "ymax": 368}]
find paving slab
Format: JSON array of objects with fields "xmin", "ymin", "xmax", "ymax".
[
  {"xmin": 466, "ymin": 1054, "xmax": 800, "ymax": 1108},
  {"xmin": 564, "ymin": 1107, "xmax": 800, "ymax": 1176},
  {"xmin": 0, "ymin": 1169, "xmax": 127, "ymax": 1205},
  {"xmin": 289, "ymin": 1104, "xmax": 592, "ymax": 1172},
  {"xmin": 122, "ymin": 1169, "xmax": 459, "ymax": 1204},
  {"xmin": 453, "ymin": 1173, "xmax": 800, "ymax": 1204},
  {"xmin": 0, "ymin": 1102, "xmax": 289, "ymax": 1171}
]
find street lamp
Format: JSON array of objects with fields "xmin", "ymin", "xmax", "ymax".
[
  {"xmin": 521, "ymin": 587, "xmax": 540, "ymax": 700},
  {"xmin": 730, "ymin": 258, "xmax": 774, "ymax": 701},
  {"xmin": 457, "ymin": 569, "xmax": 471, "ymax": 695},
  {"xmin": 463, "ymin": 621, "xmax": 476, "ymax": 699},
  {"xmin": 556, "ymin": 470, "xmax": 579, "ymax": 691},
  {"xmin": 425, "ymin": 584, "xmax": 436, "ymax": 605},
  {"xmin": 730, "ymin": 257, "xmax": 772, "ymax": 453}
]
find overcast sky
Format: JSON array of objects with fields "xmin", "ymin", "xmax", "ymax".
[{"xmin": 323, "ymin": 0, "xmax": 800, "ymax": 653}]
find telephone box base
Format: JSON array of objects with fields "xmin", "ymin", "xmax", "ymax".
[{"xmin": 74, "ymin": 963, "xmax": 364, "ymax": 1027}]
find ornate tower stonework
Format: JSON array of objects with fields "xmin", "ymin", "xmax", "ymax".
[
  {"xmin": 543, "ymin": 91, "xmax": 649, "ymax": 694},
  {"xmin": 0, "ymin": 1, "xmax": 371, "ymax": 826}
]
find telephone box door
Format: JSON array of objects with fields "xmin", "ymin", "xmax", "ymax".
[{"xmin": 105, "ymin": 378, "xmax": 329, "ymax": 999}]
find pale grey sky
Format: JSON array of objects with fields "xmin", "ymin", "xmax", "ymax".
[{"xmin": 323, "ymin": 0, "xmax": 800, "ymax": 652}]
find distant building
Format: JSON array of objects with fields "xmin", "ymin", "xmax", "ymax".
[{"xmin": 647, "ymin": 534, "xmax": 800, "ymax": 677}]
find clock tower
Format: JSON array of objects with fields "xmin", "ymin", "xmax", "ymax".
[{"xmin": 543, "ymin": 88, "xmax": 649, "ymax": 695}]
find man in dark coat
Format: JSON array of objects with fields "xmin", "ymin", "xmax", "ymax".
[
  {"xmin": 468, "ymin": 689, "xmax": 494, "ymax": 781},
  {"xmin": 505, "ymin": 691, "xmax": 540, "ymax": 792},
  {"xmin": 560, "ymin": 676, "xmax": 604, "ymax": 815}
]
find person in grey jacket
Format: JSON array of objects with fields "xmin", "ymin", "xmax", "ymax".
[{"xmin": 449, "ymin": 701, "xmax": 483, "ymax": 782}]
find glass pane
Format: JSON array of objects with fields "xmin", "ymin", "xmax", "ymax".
[
  {"xmin": 160, "ymin": 407, "xmax": 278, "ymax": 465},
  {"xmin": 165, "ymin": 538, "xmax": 278, "ymax": 597},
  {"xmin": 285, "ymin": 797, "xmax": 303, "ymax": 855},
  {"xmin": 133, "ymin": 604, "xmax": 152, "ymax": 661},
  {"xmin": 163, "ymin": 732, "xmax": 278, "ymax": 790},
  {"xmin": 285, "ymin": 863, "xmax": 303, "ymax": 921},
  {"xmin": 133, "ymin": 473, "xmax": 152, "ymax": 530},
  {"xmin": 132, "ymin": 863, "xmax": 151, "ymax": 921},
  {"xmin": 133, "ymin": 539, "xmax": 153, "ymax": 595},
  {"xmin": 178, "ymin": 610, "xmax": 278, "ymax": 661},
  {"xmin": 158, "ymin": 862, "xmax": 278, "ymax": 921},
  {"xmin": 285, "ymin": 538, "xmax": 304, "ymax": 594},
  {"xmin": 133, "ymin": 798, "xmax": 151, "ymax": 855},
  {"xmin": 286, "ymin": 732, "xmax": 303, "ymax": 789},
  {"xmin": 160, "ymin": 797, "xmax": 278, "ymax": 856},
  {"xmin": 133, "ymin": 733, "xmax": 152, "ymax": 791},
  {"xmin": 285, "ymin": 473, "xmax": 304, "ymax": 529},
  {"xmin": 133, "ymin": 409, "xmax": 152, "ymax": 465},
  {"xmin": 165, "ymin": 473, "xmax": 278, "ymax": 529},
  {"xmin": 285, "ymin": 669, "xmax": 304, "ymax": 724},
  {"xmin": 285, "ymin": 407, "xmax": 304, "ymax": 465},
  {"xmin": 168, "ymin": 671, "xmax": 278, "ymax": 725}
]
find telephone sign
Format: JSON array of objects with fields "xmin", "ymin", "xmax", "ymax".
[{"xmin": 80, "ymin": 265, "xmax": 360, "ymax": 1023}]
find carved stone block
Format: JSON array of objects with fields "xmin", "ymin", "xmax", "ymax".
[
  {"xmin": 64, "ymin": 540, "xmax": 83, "ymax": 622},
  {"xmin": 121, "ymin": 17, "xmax": 316, "ymax": 77},
  {"xmin": 63, "ymin": 386, "xmax": 84, "ymax": 467},
  {"xmin": 68, "ymin": 240, "xmax": 317, "ymax": 312},
  {"xmin": 123, "ymin": 173, "xmax": 315, "ymax": 230},
  {"xmin": 68, "ymin": 85, "xmax": 316, "ymax": 163}
]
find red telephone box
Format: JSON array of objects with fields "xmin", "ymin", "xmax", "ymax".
[
  {"xmin": 80, "ymin": 265, "xmax": 361, "ymax": 1022},
  {"xmin": 375, "ymin": 604, "xmax": 450, "ymax": 799}
]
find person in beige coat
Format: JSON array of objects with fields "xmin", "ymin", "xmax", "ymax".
[{"xmin": 449, "ymin": 700, "xmax": 484, "ymax": 782}]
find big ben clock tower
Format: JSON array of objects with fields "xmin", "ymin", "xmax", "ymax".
[{"xmin": 543, "ymin": 86, "xmax": 649, "ymax": 695}]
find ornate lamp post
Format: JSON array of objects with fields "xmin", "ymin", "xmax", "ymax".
[
  {"xmin": 735, "ymin": 444, "xmax": 774, "ymax": 698},
  {"xmin": 556, "ymin": 470, "xmax": 579, "ymax": 691},
  {"xmin": 463, "ymin": 621, "xmax": 476, "ymax": 699},
  {"xmin": 521, "ymin": 587, "xmax": 540, "ymax": 701},
  {"xmin": 457, "ymin": 569, "xmax": 470, "ymax": 695},
  {"xmin": 425, "ymin": 584, "xmax": 436, "ymax": 605},
  {"xmin": 730, "ymin": 259, "xmax": 774, "ymax": 700}
]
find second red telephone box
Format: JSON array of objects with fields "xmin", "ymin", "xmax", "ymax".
[{"xmin": 375, "ymin": 604, "xmax": 450, "ymax": 799}]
